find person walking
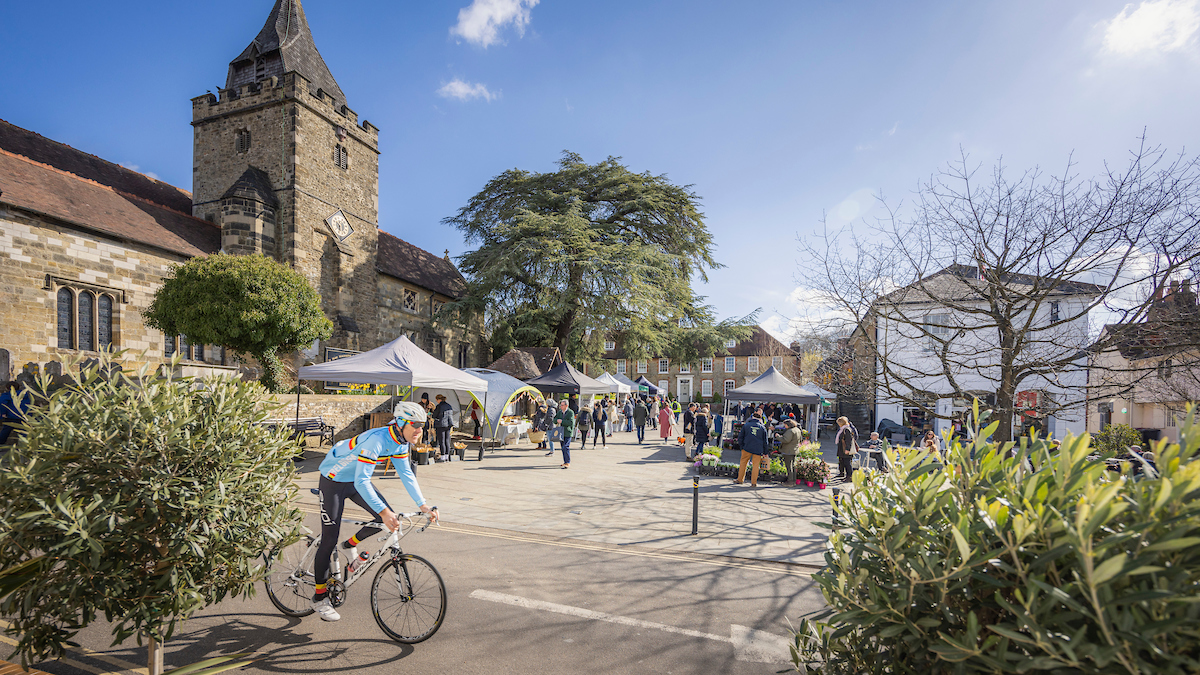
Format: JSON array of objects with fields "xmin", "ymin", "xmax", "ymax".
[
  {"xmin": 554, "ymin": 399, "xmax": 575, "ymax": 468},
  {"xmin": 577, "ymin": 403, "xmax": 593, "ymax": 448},
  {"xmin": 658, "ymin": 403, "xmax": 673, "ymax": 442},
  {"xmin": 543, "ymin": 399, "xmax": 559, "ymax": 457},
  {"xmin": 420, "ymin": 393, "xmax": 435, "ymax": 446},
  {"xmin": 532, "ymin": 398, "xmax": 549, "ymax": 446},
  {"xmin": 592, "ymin": 404, "xmax": 607, "ymax": 448},
  {"xmin": 433, "ymin": 394, "xmax": 455, "ymax": 462},
  {"xmin": 693, "ymin": 405, "xmax": 711, "ymax": 460},
  {"xmin": 735, "ymin": 412, "xmax": 770, "ymax": 487},
  {"xmin": 682, "ymin": 403, "xmax": 696, "ymax": 456},
  {"xmin": 671, "ymin": 398, "xmax": 682, "ymax": 422},
  {"xmin": 623, "ymin": 397, "xmax": 634, "ymax": 433},
  {"xmin": 835, "ymin": 416, "xmax": 858, "ymax": 481},
  {"xmin": 649, "ymin": 398, "xmax": 660, "ymax": 431},
  {"xmin": 778, "ymin": 419, "xmax": 803, "ymax": 484},
  {"xmin": 632, "ymin": 398, "xmax": 649, "ymax": 444}
]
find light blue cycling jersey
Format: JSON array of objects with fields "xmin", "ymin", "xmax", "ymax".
[{"xmin": 318, "ymin": 424, "xmax": 426, "ymax": 513}]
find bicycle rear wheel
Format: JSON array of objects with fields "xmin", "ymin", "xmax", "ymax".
[
  {"xmin": 265, "ymin": 537, "xmax": 317, "ymax": 617},
  {"xmin": 370, "ymin": 553, "xmax": 447, "ymax": 643}
]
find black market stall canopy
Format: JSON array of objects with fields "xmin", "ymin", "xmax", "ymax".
[
  {"xmin": 724, "ymin": 367, "xmax": 820, "ymax": 405},
  {"xmin": 525, "ymin": 362, "xmax": 611, "ymax": 396},
  {"xmin": 633, "ymin": 376, "xmax": 661, "ymax": 395}
]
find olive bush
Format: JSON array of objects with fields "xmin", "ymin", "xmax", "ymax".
[
  {"xmin": 1091, "ymin": 423, "xmax": 1144, "ymax": 455},
  {"xmin": 0, "ymin": 354, "xmax": 304, "ymax": 666},
  {"xmin": 790, "ymin": 406, "xmax": 1200, "ymax": 674}
]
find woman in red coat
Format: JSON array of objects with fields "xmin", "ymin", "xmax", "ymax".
[{"xmin": 658, "ymin": 403, "xmax": 673, "ymax": 441}]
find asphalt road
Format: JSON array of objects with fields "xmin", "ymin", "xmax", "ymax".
[{"xmin": 14, "ymin": 512, "xmax": 824, "ymax": 675}]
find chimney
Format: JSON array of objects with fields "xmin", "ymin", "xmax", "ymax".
[{"xmin": 1182, "ymin": 279, "xmax": 1191, "ymax": 295}]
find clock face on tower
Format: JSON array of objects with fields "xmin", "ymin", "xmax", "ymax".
[{"xmin": 325, "ymin": 210, "xmax": 354, "ymax": 242}]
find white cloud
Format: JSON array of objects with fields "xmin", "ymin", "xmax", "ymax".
[
  {"xmin": 450, "ymin": 0, "xmax": 539, "ymax": 48},
  {"xmin": 436, "ymin": 79, "xmax": 498, "ymax": 102},
  {"xmin": 886, "ymin": 121, "xmax": 899, "ymax": 136},
  {"xmin": 1102, "ymin": 0, "xmax": 1200, "ymax": 56},
  {"xmin": 119, "ymin": 162, "xmax": 159, "ymax": 180}
]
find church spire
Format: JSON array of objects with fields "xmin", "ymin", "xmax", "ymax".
[{"xmin": 226, "ymin": 0, "xmax": 347, "ymax": 106}]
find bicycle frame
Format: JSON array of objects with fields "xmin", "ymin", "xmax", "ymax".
[{"xmin": 283, "ymin": 509, "xmax": 435, "ymax": 592}]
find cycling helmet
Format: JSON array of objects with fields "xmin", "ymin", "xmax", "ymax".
[{"xmin": 392, "ymin": 401, "xmax": 428, "ymax": 426}]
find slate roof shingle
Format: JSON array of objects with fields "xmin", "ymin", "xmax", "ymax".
[
  {"xmin": 228, "ymin": 0, "xmax": 346, "ymax": 106},
  {"xmin": 376, "ymin": 230, "xmax": 468, "ymax": 299}
]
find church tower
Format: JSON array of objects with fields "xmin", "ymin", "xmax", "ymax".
[{"xmin": 190, "ymin": 0, "xmax": 380, "ymax": 352}]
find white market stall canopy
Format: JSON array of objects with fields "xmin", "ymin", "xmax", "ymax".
[
  {"xmin": 595, "ymin": 372, "xmax": 633, "ymax": 394},
  {"xmin": 725, "ymin": 367, "xmax": 820, "ymax": 405},
  {"xmin": 612, "ymin": 372, "xmax": 642, "ymax": 392},
  {"xmin": 806, "ymin": 383, "xmax": 837, "ymax": 401},
  {"xmin": 463, "ymin": 368, "xmax": 545, "ymax": 440},
  {"xmin": 298, "ymin": 335, "xmax": 489, "ymax": 392}
]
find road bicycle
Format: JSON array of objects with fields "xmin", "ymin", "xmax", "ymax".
[{"xmin": 264, "ymin": 488, "xmax": 446, "ymax": 643}]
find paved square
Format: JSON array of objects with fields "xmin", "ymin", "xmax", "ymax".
[{"xmin": 296, "ymin": 427, "xmax": 843, "ymax": 565}]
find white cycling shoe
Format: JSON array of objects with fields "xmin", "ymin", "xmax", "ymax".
[{"xmin": 312, "ymin": 596, "xmax": 341, "ymax": 621}]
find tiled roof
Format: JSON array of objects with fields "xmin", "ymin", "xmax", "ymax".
[
  {"xmin": 882, "ymin": 264, "xmax": 1106, "ymax": 305},
  {"xmin": 599, "ymin": 326, "xmax": 794, "ymax": 360},
  {"xmin": 487, "ymin": 347, "xmax": 565, "ymax": 380},
  {"xmin": 376, "ymin": 230, "xmax": 468, "ymax": 299},
  {"xmin": 0, "ymin": 149, "xmax": 220, "ymax": 258},
  {"xmin": 0, "ymin": 119, "xmax": 193, "ymax": 214},
  {"xmin": 487, "ymin": 350, "xmax": 542, "ymax": 380},
  {"xmin": 228, "ymin": 0, "xmax": 346, "ymax": 106}
]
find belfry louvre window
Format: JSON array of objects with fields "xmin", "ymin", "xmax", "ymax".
[
  {"xmin": 334, "ymin": 144, "xmax": 349, "ymax": 170},
  {"xmin": 235, "ymin": 129, "xmax": 251, "ymax": 153}
]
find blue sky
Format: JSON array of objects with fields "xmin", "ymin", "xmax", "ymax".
[{"xmin": 3, "ymin": 0, "xmax": 1198, "ymax": 340}]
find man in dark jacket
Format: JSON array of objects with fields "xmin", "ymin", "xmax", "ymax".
[
  {"xmin": 632, "ymin": 399, "xmax": 649, "ymax": 443},
  {"xmin": 623, "ymin": 398, "xmax": 634, "ymax": 433},
  {"xmin": 693, "ymin": 406, "xmax": 711, "ymax": 459},
  {"xmin": 433, "ymin": 394, "xmax": 455, "ymax": 462},
  {"xmin": 736, "ymin": 413, "xmax": 770, "ymax": 486},
  {"xmin": 682, "ymin": 403, "xmax": 696, "ymax": 460}
]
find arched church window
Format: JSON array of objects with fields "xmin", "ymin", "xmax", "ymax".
[
  {"xmin": 57, "ymin": 288, "xmax": 75, "ymax": 350},
  {"xmin": 78, "ymin": 291, "xmax": 95, "ymax": 352},
  {"xmin": 98, "ymin": 294, "xmax": 114, "ymax": 350},
  {"xmin": 235, "ymin": 129, "xmax": 252, "ymax": 153}
]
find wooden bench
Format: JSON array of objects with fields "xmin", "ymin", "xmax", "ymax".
[{"xmin": 263, "ymin": 417, "xmax": 335, "ymax": 447}]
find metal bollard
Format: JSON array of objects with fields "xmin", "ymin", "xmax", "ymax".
[
  {"xmin": 831, "ymin": 487, "xmax": 841, "ymax": 525},
  {"xmin": 691, "ymin": 475, "xmax": 699, "ymax": 535}
]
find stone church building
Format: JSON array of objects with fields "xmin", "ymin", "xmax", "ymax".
[{"xmin": 0, "ymin": 0, "xmax": 484, "ymax": 386}]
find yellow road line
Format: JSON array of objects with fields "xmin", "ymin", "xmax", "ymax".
[{"xmin": 296, "ymin": 506, "xmax": 817, "ymax": 577}]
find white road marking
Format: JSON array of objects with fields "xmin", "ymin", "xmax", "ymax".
[{"xmin": 469, "ymin": 589, "xmax": 791, "ymax": 663}]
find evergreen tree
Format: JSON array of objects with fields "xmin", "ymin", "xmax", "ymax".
[{"xmin": 442, "ymin": 152, "xmax": 754, "ymax": 365}]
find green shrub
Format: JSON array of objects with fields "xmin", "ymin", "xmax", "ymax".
[
  {"xmin": 0, "ymin": 354, "xmax": 304, "ymax": 666},
  {"xmin": 1092, "ymin": 423, "xmax": 1144, "ymax": 455},
  {"xmin": 790, "ymin": 406, "xmax": 1200, "ymax": 674}
]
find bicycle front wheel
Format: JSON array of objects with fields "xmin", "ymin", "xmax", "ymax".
[
  {"xmin": 265, "ymin": 537, "xmax": 317, "ymax": 617},
  {"xmin": 370, "ymin": 553, "xmax": 447, "ymax": 643}
]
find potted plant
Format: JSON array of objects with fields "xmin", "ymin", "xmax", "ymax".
[{"xmin": 414, "ymin": 445, "xmax": 430, "ymax": 465}]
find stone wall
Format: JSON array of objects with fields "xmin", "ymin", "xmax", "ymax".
[
  {"xmin": 0, "ymin": 205, "xmax": 227, "ymax": 371},
  {"xmin": 264, "ymin": 393, "xmax": 394, "ymax": 442}
]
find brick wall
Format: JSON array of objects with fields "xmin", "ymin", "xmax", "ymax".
[{"xmin": 605, "ymin": 354, "xmax": 801, "ymax": 401}]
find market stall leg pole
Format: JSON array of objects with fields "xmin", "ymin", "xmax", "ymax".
[{"xmin": 294, "ymin": 387, "xmax": 301, "ymax": 426}]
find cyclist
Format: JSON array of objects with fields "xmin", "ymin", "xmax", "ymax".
[{"xmin": 312, "ymin": 401, "xmax": 438, "ymax": 621}]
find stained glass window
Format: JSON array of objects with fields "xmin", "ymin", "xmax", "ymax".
[
  {"xmin": 78, "ymin": 291, "xmax": 94, "ymax": 352},
  {"xmin": 57, "ymin": 288, "xmax": 74, "ymax": 349},
  {"xmin": 98, "ymin": 295, "xmax": 113, "ymax": 350}
]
